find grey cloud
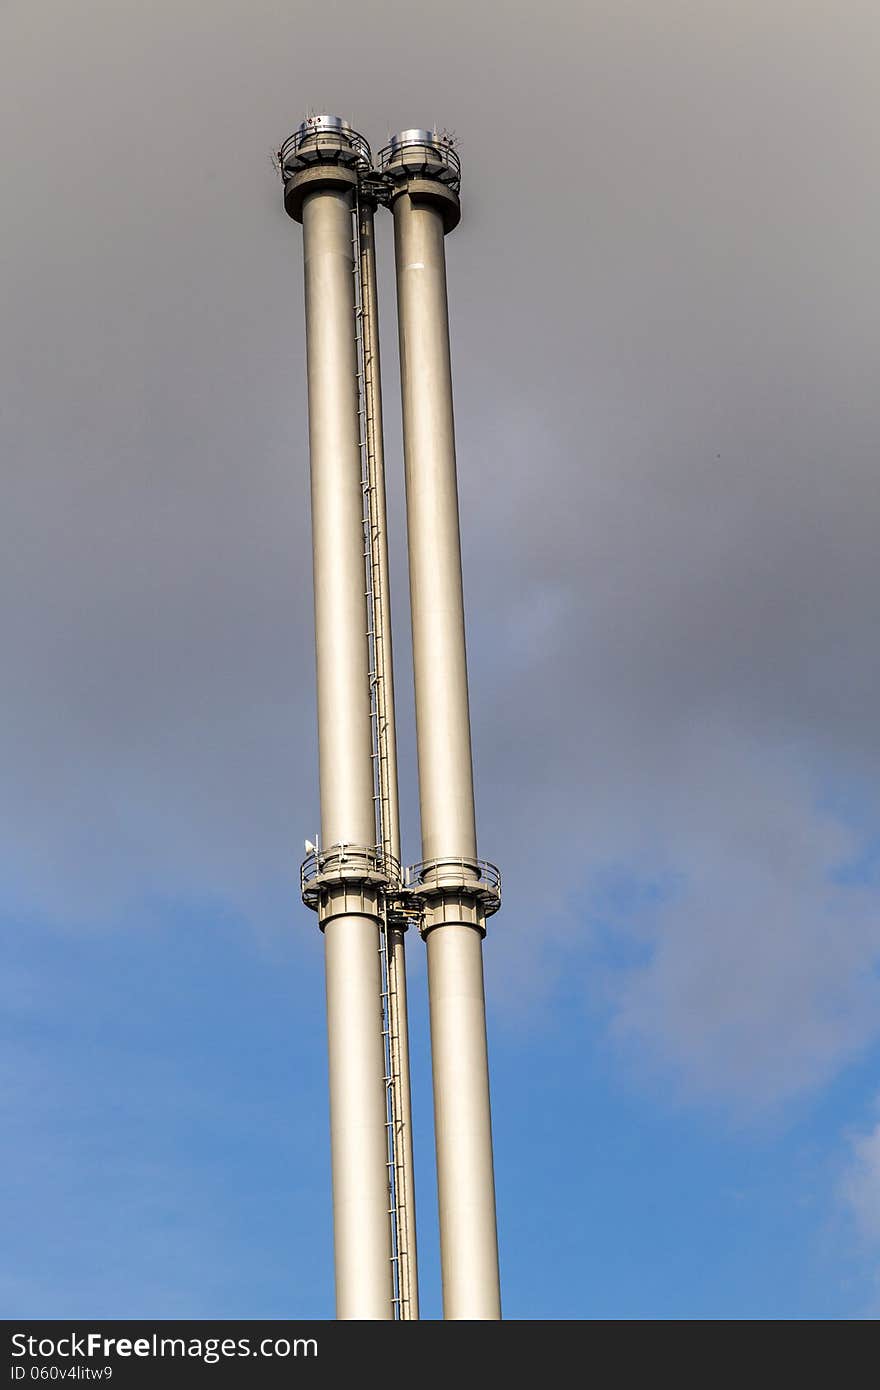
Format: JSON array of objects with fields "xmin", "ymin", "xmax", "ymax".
[{"xmin": 3, "ymin": 1, "xmax": 880, "ymax": 1101}]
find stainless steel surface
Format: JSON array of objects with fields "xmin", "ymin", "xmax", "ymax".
[
  {"xmin": 426, "ymin": 922, "xmax": 501, "ymax": 1319},
  {"xmin": 302, "ymin": 188, "xmax": 376, "ymax": 853},
  {"xmin": 389, "ymin": 127, "xmax": 434, "ymax": 149},
  {"xmin": 392, "ymin": 190, "xmax": 476, "ymax": 864},
  {"xmin": 324, "ymin": 909, "xmax": 394, "ymax": 1319},
  {"xmin": 391, "ymin": 180, "xmax": 502, "ymax": 1319},
  {"xmin": 301, "ymin": 113, "xmax": 353, "ymax": 135},
  {"xmin": 301, "ymin": 182, "xmax": 394, "ymax": 1319}
]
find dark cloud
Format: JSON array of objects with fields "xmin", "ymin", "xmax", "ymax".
[{"xmin": 3, "ymin": 1, "xmax": 880, "ymax": 1101}]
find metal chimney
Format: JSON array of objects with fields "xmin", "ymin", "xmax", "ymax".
[
  {"xmin": 380, "ymin": 129, "xmax": 503, "ymax": 1320},
  {"xmin": 278, "ymin": 115, "xmax": 500, "ymax": 1322},
  {"xmin": 280, "ymin": 114, "xmax": 418, "ymax": 1320}
]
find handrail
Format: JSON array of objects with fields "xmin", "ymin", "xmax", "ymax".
[
  {"xmin": 278, "ymin": 120, "xmax": 372, "ymax": 182},
  {"xmin": 403, "ymin": 856, "xmax": 501, "ymax": 914},
  {"xmin": 376, "ymin": 134, "xmax": 461, "ymax": 192},
  {"xmin": 301, "ymin": 842, "xmax": 402, "ymax": 897}
]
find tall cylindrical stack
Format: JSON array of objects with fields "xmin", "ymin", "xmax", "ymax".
[
  {"xmin": 382, "ymin": 131, "xmax": 502, "ymax": 1321},
  {"xmin": 283, "ymin": 118, "xmax": 394, "ymax": 1321},
  {"xmin": 280, "ymin": 116, "xmax": 501, "ymax": 1323}
]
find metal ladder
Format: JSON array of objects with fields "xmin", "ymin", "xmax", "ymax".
[{"xmin": 352, "ymin": 192, "xmax": 416, "ymax": 1320}]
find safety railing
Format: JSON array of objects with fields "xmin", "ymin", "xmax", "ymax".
[
  {"xmin": 403, "ymin": 855, "xmax": 501, "ymax": 914},
  {"xmin": 376, "ymin": 132, "xmax": 461, "ymax": 193},
  {"xmin": 277, "ymin": 117, "xmax": 372, "ymax": 183},
  {"xmin": 300, "ymin": 842, "xmax": 402, "ymax": 910}
]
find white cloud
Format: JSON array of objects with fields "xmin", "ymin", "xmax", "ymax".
[{"xmin": 841, "ymin": 1108, "xmax": 880, "ymax": 1242}]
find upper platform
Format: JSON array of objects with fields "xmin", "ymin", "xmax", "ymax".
[
  {"xmin": 277, "ymin": 114, "xmax": 371, "ymax": 181},
  {"xmin": 277, "ymin": 117, "xmax": 462, "ymax": 229},
  {"xmin": 377, "ymin": 129, "xmax": 461, "ymax": 195}
]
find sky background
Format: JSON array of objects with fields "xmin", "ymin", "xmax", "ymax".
[{"xmin": 3, "ymin": 0, "xmax": 880, "ymax": 1319}]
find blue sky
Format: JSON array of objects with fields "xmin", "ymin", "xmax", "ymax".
[
  {"xmin": 3, "ymin": 0, "xmax": 880, "ymax": 1319},
  {"xmin": 3, "ymin": 894, "xmax": 879, "ymax": 1319}
]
